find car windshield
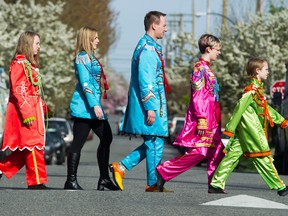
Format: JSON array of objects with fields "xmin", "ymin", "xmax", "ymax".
[
  {"xmin": 175, "ymin": 120, "xmax": 184, "ymax": 133},
  {"xmin": 48, "ymin": 121, "xmax": 68, "ymax": 134}
]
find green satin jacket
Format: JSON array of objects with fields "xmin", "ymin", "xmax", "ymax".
[{"xmin": 223, "ymin": 78, "xmax": 287, "ymax": 157}]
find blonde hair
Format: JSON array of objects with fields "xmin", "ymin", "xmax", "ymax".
[
  {"xmin": 246, "ymin": 57, "xmax": 268, "ymax": 78},
  {"xmin": 14, "ymin": 31, "xmax": 40, "ymax": 67},
  {"xmin": 198, "ymin": 34, "xmax": 221, "ymax": 54},
  {"xmin": 75, "ymin": 26, "xmax": 98, "ymax": 59}
]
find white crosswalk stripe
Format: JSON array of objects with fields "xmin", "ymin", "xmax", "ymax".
[{"xmin": 201, "ymin": 195, "xmax": 288, "ymax": 209}]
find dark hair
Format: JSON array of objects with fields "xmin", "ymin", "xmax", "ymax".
[
  {"xmin": 198, "ymin": 34, "xmax": 221, "ymax": 54},
  {"xmin": 246, "ymin": 57, "xmax": 268, "ymax": 78},
  {"xmin": 144, "ymin": 11, "xmax": 166, "ymax": 31}
]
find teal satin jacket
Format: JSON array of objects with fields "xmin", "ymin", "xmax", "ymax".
[
  {"xmin": 120, "ymin": 34, "xmax": 168, "ymax": 137},
  {"xmin": 70, "ymin": 51, "xmax": 107, "ymax": 120}
]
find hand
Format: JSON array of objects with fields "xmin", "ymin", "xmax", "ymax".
[
  {"xmin": 94, "ymin": 106, "xmax": 104, "ymax": 119},
  {"xmin": 25, "ymin": 121, "xmax": 33, "ymax": 126},
  {"xmin": 197, "ymin": 129, "xmax": 205, "ymax": 137},
  {"xmin": 146, "ymin": 110, "xmax": 156, "ymax": 125}
]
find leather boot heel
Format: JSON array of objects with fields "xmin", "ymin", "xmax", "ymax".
[{"xmin": 97, "ymin": 178, "xmax": 120, "ymax": 191}]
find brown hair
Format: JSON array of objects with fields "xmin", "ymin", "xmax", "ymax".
[
  {"xmin": 144, "ymin": 11, "xmax": 166, "ymax": 31},
  {"xmin": 198, "ymin": 34, "xmax": 221, "ymax": 54},
  {"xmin": 14, "ymin": 31, "xmax": 40, "ymax": 67},
  {"xmin": 246, "ymin": 57, "xmax": 268, "ymax": 78},
  {"xmin": 75, "ymin": 26, "xmax": 98, "ymax": 59}
]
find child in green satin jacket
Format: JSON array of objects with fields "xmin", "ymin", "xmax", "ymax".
[{"xmin": 209, "ymin": 57, "xmax": 288, "ymax": 196}]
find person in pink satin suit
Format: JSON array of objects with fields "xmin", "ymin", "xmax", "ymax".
[{"xmin": 156, "ymin": 34, "xmax": 225, "ymax": 192}]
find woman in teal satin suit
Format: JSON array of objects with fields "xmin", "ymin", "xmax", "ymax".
[
  {"xmin": 64, "ymin": 26, "xmax": 118, "ymax": 191},
  {"xmin": 209, "ymin": 57, "xmax": 288, "ymax": 196}
]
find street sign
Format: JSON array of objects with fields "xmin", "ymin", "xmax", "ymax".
[{"xmin": 271, "ymin": 80, "xmax": 285, "ymax": 99}]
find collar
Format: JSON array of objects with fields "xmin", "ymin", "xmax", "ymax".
[
  {"xmin": 199, "ymin": 58, "xmax": 210, "ymax": 67},
  {"xmin": 14, "ymin": 54, "xmax": 26, "ymax": 61},
  {"xmin": 250, "ymin": 78, "xmax": 263, "ymax": 88},
  {"xmin": 144, "ymin": 34, "xmax": 162, "ymax": 51}
]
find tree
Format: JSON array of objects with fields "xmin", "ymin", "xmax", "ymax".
[
  {"xmin": 165, "ymin": 32, "xmax": 199, "ymax": 116},
  {"xmin": 166, "ymin": 6, "xmax": 288, "ymax": 117},
  {"xmin": 0, "ymin": 0, "xmax": 76, "ymax": 114},
  {"xmin": 1, "ymin": 0, "xmax": 126, "ymax": 116},
  {"xmin": 4, "ymin": 0, "xmax": 118, "ymax": 58},
  {"xmin": 216, "ymin": 9, "xmax": 288, "ymax": 113}
]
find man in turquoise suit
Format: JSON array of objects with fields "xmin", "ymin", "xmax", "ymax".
[{"xmin": 110, "ymin": 11, "xmax": 172, "ymax": 192}]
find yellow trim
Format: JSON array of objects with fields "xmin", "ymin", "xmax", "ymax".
[
  {"xmin": 32, "ymin": 150, "xmax": 40, "ymax": 184},
  {"xmin": 268, "ymin": 156, "xmax": 285, "ymax": 188}
]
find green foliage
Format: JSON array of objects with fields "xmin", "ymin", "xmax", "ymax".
[
  {"xmin": 168, "ymin": 9, "xmax": 288, "ymax": 116},
  {"xmin": 270, "ymin": 0, "xmax": 286, "ymax": 14},
  {"xmin": 217, "ymin": 9, "xmax": 288, "ymax": 113}
]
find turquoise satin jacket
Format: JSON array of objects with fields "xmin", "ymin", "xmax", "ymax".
[
  {"xmin": 120, "ymin": 34, "xmax": 168, "ymax": 137},
  {"xmin": 70, "ymin": 51, "xmax": 107, "ymax": 120}
]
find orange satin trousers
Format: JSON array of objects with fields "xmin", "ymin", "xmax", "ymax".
[{"xmin": 0, "ymin": 148, "xmax": 47, "ymax": 186}]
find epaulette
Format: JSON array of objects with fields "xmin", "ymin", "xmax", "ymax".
[{"xmin": 75, "ymin": 53, "xmax": 91, "ymax": 65}]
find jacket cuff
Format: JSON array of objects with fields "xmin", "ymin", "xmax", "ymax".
[
  {"xmin": 223, "ymin": 130, "xmax": 234, "ymax": 138},
  {"xmin": 23, "ymin": 116, "xmax": 36, "ymax": 124},
  {"xmin": 280, "ymin": 120, "xmax": 288, "ymax": 129},
  {"xmin": 197, "ymin": 118, "xmax": 207, "ymax": 130}
]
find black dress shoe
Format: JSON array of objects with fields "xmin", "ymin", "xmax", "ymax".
[
  {"xmin": 208, "ymin": 185, "xmax": 227, "ymax": 194},
  {"xmin": 28, "ymin": 184, "xmax": 50, "ymax": 190},
  {"xmin": 278, "ymin": 187, "xmax": 288, "ymax": 196},
  {"xmin": 156, "ymin": 170, "xmax": 166, "ymax": 192},
  {"xmin": 97, "ymin": 178, "xmax": 120, "ymax": 191}
]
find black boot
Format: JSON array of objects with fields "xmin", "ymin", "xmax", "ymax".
[
  {"xmin": 64, "ymin": 152, "xmax": 83, "ymax": 190},
  {"xmin": 97, "ymin": 178, "xmax": 120, "ymax": 191}
]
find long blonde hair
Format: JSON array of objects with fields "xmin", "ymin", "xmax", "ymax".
[
  {"xmin": 75, "ymin": 26, "xmax": 98, "ymax": 59},
  {"xmin": 14, "ymin": 31, "xmax": 40, "ymax": 67}
]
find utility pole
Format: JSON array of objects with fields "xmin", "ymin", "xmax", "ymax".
[
  {"xmin": 222, "ymin": 0, "xmax": 228, "ymax": 32},
  {"xmin": 192, "ymin": 0, "xmax": 195, "ymax": 41},
  {"xmin": 256, "ymin": 0, "xmax": 263, "ymax": 15},
  {"xmin": 206, "ymin": 0, "xmax": 210, "ymax": 33}
]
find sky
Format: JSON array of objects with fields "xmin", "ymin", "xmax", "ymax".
[{"xmin": 107, "ymin": 0, "xmax": 285, "ymax": 82}]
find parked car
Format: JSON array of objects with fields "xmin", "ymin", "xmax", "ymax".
[
  {"xmin": 169, "ymin": 117, "xmax": 185, "ymax": 136},
  {"xmin": 68, "ymin": 120, "xmax": 93, "ymax": 141},
  {"xmin": 46, "ymin": 117, "xmax": 73, "ymax": 153},
  {"xmin": 45, "ymin": 128, "xmax": 66, "ymax": 165},
  {"xmin": 168, "ymin": 118, "xmax": 229, "ymax": 151},
  {"xmin": 44, "ymin": 138, "xmax": 54, "ymax": 165},
  {"xmin": 114, "ymin": 106, "xmax": 126, "ymax": 115},
  {"xmin": 86, "ymin": 129, "xmax": 93, "ymax": 140},
  {"xmin": 117, "ymin": 115, "xmax": 124, "ymax": 135},
  {"xmin": 168, "ymin": 117, "xmax": 185, "ymax": 143}
]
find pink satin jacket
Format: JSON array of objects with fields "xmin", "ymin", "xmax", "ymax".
[{"xmin": 173, "ymin": 58, "xmax": 222, "ymax": 148}]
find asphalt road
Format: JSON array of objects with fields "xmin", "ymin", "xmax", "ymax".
[{"xmin": 1, "ymin": 114, "xmax": 288, "ymax": 216}]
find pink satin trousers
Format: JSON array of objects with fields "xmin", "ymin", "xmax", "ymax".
[{"xmin": 157, "ymin": 142, "xmax": 224, "ymax": 187}]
